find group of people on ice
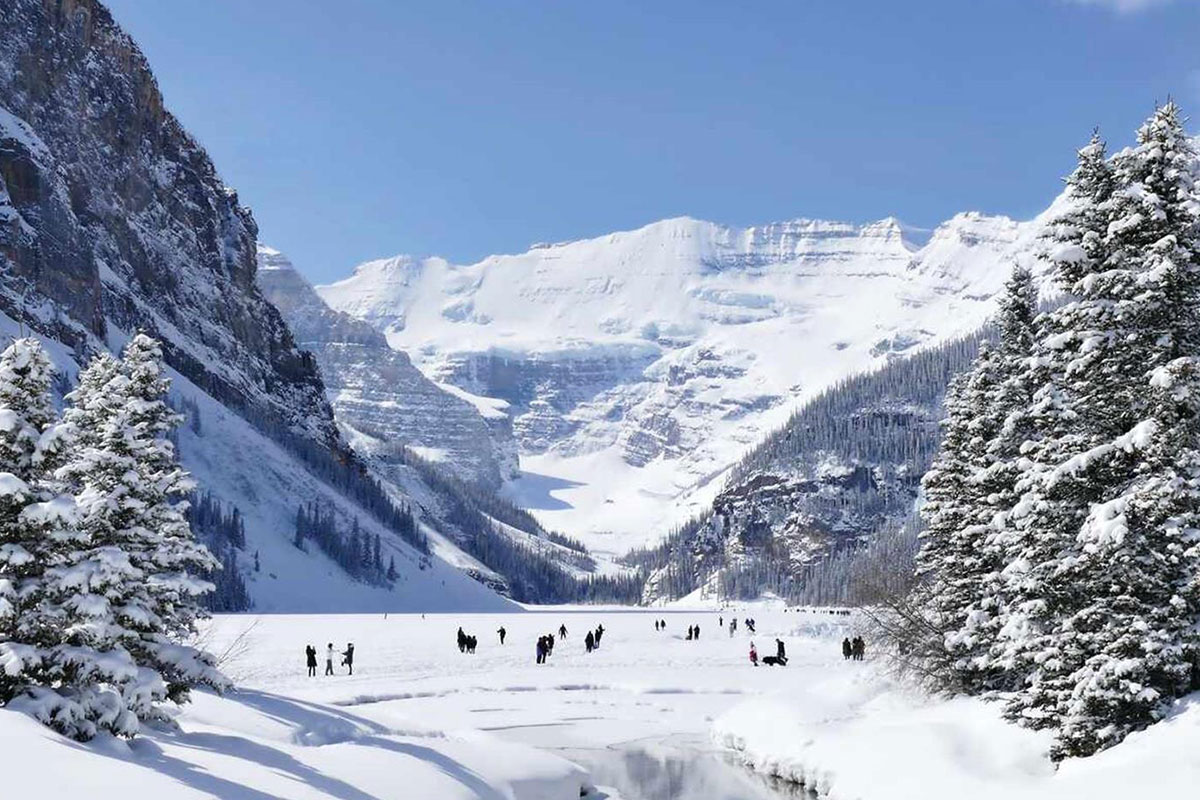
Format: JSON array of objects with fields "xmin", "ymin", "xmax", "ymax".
[
  {"xmin": 749, "ymin": 638, "xmax": 787, "ymax": 666},
  {"xmin": 842, "ymin": 636, "xmax": 866, "ymax": 661},
  {"xmin": 685, "ymin": 624, "xmax": 700, "ymax": 640},
  {"xmin": 722, "ymin": 616, "xmax": 756, "ymax": 636},
  {"xmin": 457, "ymin": 627, "xmax": 478, "ymax": 653},
  {"xmin": 305, "ymin": 642, "xmax": 355, "ymax": 676},
  {"xmin": 584, "ymin": 624, "xmax": 604, "ymax": 653}
]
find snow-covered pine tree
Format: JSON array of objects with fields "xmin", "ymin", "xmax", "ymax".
[
  {"xmin": 0, "ymin": 340, "xmax": 145, "ymax": 740},
  {"xmin": 992, "ymin": 105, "xmax": 1200, "ymax": 757},
  {"xmin": 0, "ymin": 338, "xmax": 67, "ymax": 698},
  {"xmin": 914, "ymin": 266, "xmax": 1036, "ymax": 692},
  {"xmin": 1044, "ymin": 103, "xmax": 1200, "ymax": 757},
  {"xmin": 983, "ymin": 132, "xmax": 1126, "ymax": 733},
  {"xmin": 56, "ymin": 335, "xmax": 225, "ymax": 728},
  {"xmin": 114, "ymin": 334, "xmax": 226, "ymax": 705},
  {"xmin": 945, "ymin": 266, "xmax": 1038, "ymax": 691}
]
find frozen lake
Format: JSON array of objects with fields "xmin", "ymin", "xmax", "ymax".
[{"xmin": 205, "ymin": 606, "xmax": 852, "ymax": 798}]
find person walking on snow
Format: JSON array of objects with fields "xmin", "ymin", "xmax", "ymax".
[
  {"xmin": 559, "ymin": 624, "xmax": 568, "ymax": 639},
  {"xmin": 498, "ymin": 626, "xmax": 506, "ymax": 645},
  {"xmin": 595, "ymin": 625, "xmax": 605, "ymax": 646},
  {"xmin": 325, "ymin": 643, "xmax": 335, "ymax": 676},
  {"xmin": 305, "ymin": 644, "xmax": 317, "ymax": 677},
  {"xmin": 342, "ymin": 643, "xmax": 355, "ymax": 675},
  {"xmin": 585, "ymin": 630, "xmax": 595, "ymax": 653},
  {"xmin": 842, "ymin": 638, "xmax": 852, "ymax": 660},
  {"xmin": 749, "ymin": 642, "xmax": 758, "ymax": 666},
  {"xmin": 776, "ymin": 639, "xmax": 786, "ymax": 662}
]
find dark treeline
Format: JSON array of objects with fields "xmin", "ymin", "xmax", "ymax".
[
  {"xmin": 294, "ymin": 502, "xmax": 400, "ymax": 587},
  {"xmin": 468, "ymin": 518, "xmax": 645, "ymax": 603},
  {"xmin": 624, "ymin": 332, "xmax": 985, "ymax": 605},
  {"xmin": 400, "ymin": 448, "xmax": 642, "ymax": 603},
  {"xmin": 186, "ymin": 493, "xmax": 251, "ymax": 612},
  {"xmin": 241, "ymin": 403, "xmax": 430, "ymax": 555},
  {"xmin": 729, "ymin": 332, "xmax": 986, "ymax": 486}
]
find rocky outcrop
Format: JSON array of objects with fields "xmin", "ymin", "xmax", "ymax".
[
  {"xmin": 256, "ymin": 246, "xmax": 518, "ymax": 487},
  {"xmin": 0, "ymin": 0, "xmax": 335, "ymax": 445}
]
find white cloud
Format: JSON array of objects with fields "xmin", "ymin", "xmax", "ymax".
[{"xmin": 1063, "ymin": 0, "xmax": 1176, "ymax": 11}]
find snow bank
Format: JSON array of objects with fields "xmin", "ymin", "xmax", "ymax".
[
  {"xmin": 2, "ymin": 687, "xmax": 586, "ymax": 799},
  {"xmin": 713, "ymin": 665, "xmax": 1200, "ymax": 800}
]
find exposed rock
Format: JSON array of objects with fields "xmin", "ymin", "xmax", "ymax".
[{"xmin": 0, "ymin": 0, "xmax": 336, "ymax": 445}]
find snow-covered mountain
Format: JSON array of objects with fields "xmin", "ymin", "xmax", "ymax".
[
  {"xmin": 0, "ymin": 0, "xmax": 522, "ymax": 611},
  {"xmin": 319, "ymin": 212, "xmax": 1051, "ymax": 555},
  {"xmin": 256, "ymin": 245, "xmax": 518, "ymax": 488}
]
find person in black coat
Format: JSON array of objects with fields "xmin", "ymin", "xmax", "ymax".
[
  {"xmin": 498, "ymin": 626, "xmax": 506, "ymax": 644},
  {"xmin": 585, "ymin": 630, "xmax": 595, "ymax": 653},
  {"xmin": 842, "ymin": 638, "xmax": 852, "ymax": 660},
  {"xmin": 341, "ymin": 643, "xmax": 355, "ymax": 675},
  {"xmin": 305, "ymin": 644, "xmax": 317, "ymax": 677}
]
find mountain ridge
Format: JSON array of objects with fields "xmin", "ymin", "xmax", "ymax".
[{"xmin": 317, "ymin": 207, "xmax": 1050, "ymax": 555}]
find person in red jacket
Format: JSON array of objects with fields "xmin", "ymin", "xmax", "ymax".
[{"xmin": 749, "ymin": 642, "xmax": 758, "ymax": 666}]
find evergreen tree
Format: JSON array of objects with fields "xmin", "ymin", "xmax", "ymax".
[
  {"xmin": 984, "ymin": 132, "xmax": 1127, "ymax": 732},
  {"xmin": 0, "ymin": 343, "xmax": 145, "ymax": 740},
  {"xmin": 987, "ymin": 106, "xmax": 1200, "ymax": 756},
  {"xmin": 1042, "ymin": 104, "xmax": 1200, "ymax": 756},
  {"xmin": 55, "ymin": 335, "xmax": 226, "ymax": 727},
  {"xmin": 915, "ymin": 267, "xmax": 1037, "ymax": 691}
]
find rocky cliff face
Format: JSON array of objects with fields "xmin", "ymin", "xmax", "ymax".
[
  {"xmin": 256, "ymin": 245, "xmax": 518, "ymax": 488},
  {"xmin": 0, "ymin": 0, "xmax": 335, "ymax": 444},
  {"xmin": 319, "ymin": 214, "xmax": 1048, "ymax": 551}
]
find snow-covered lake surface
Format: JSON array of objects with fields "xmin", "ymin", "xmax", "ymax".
[
  {"xmin": 204, "ymin": 606, "xmax": 833, "ymax": 799},
  {"xmin": 6, "ymin": 605, "xmax": 1198, "ymax": 799}
]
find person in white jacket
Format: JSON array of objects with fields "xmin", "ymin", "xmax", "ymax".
[{"xmin": 325, "ymin": 642, "xmax": 335, "ymax": 676}]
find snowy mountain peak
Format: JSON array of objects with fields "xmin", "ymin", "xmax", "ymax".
[{"xmin": 316, "ymin": 208, "xmax": 1045, "ymax": 551}]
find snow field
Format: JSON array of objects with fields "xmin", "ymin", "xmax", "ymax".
[{"xmin": 7, "ymin": 605, "xmax": 1195, "ymax": 798}]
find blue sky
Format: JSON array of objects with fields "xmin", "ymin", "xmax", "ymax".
[{"xmin": 105, "ymin": 0, "xmax": 1199, "ymax": 283}]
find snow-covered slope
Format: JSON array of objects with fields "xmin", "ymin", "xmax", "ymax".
[
  {"xmin": 0, "ymin": 310, "xmax": 512, "ymax": 613},
  {"xmin": 320, "ymin": 213, "xmax": 1051, "ymax": 553}
]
